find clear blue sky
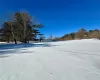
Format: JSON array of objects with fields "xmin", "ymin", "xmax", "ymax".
[{"xmin": 0, "ymin": 0, "xmax": 100, "ymax": 37}]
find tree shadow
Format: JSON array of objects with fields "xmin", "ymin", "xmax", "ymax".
[
  {"xmin": 0, "ymin": 43, "xmax": 52, "ymax": 50},
  {"xmin": 0, "ymin": 43, "xmax": 56, "ymax": 58},
  {"xmin": 0, "ymin": 55, "xmax": 9, "ymax": 58}
]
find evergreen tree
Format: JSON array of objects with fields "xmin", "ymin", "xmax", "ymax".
[{"xmin": 0, "ymin": 11, "xmax": 44, "ymax": 43}]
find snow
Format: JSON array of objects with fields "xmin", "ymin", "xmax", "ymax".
[
  {"xmin": 0, "ymin": 42, "xmax": 7, "ymax": 44},
  {"xmin": 0, "ymin": 39, "xmax": 100, "ymax": 80}
]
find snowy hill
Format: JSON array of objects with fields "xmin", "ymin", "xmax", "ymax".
[{"xmin": 0, "ymin": 39, "xmax": 100, "ymax": 80}]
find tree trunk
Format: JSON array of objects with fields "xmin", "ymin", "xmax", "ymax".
[
  {"xmin": 22, "ymin": 14, "xmax": 27, "ymax": 44},
  {"xmin": 24, "ymin": 38, "xmax": 27, "ymax": 43},
  {"xmin": 14, "ymin": 39, "xmax": 17, "ymax": 44},
  {"xmin": 40, "ymin": 38, "xmax": 42, "ymax": 42},
  {"xmin": 24, "ymin": 40, "xmax": 27, "ymax": 43},
  {"xmin": 10, "ymin": 23, "xmax": 16, "ymax": 44},
  {"xmin": 7, "ymin": 39, "xmax": 10, "ymax": 43}
]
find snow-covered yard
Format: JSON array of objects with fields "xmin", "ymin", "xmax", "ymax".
[{"xmin": 0, "ymin": 39, "xmax": 100, "ymax": 80}]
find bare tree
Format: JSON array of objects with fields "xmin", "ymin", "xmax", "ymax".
[{"xmin": 14, "ymin": 12, "xmax": 31, "ymax": 43}]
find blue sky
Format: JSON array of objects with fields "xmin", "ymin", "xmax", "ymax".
[{"xmin": 0, "ymin": 0, "xmax": 100, "ymax": 37}]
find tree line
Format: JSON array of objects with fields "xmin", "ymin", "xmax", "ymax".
[
  {"xmin": 0, "ymin": 12, "xmax": 45, "ymax": 44},
  {"xmin": 54, "ymin": 28, "xmax": 100, "ymax": 41}
]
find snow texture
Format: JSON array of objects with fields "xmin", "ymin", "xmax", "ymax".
[{"xmin": 0, "ymin": 39, "xmax": 100, "ymax": 80}]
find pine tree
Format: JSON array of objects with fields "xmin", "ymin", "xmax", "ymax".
[{"xmin": 0, "ymin": 11, "xmax": 44, "ymax": 43}]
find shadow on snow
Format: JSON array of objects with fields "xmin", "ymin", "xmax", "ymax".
[{"xmin": 0, "ymin": 43, "xmax": 56, "ymax": 58}]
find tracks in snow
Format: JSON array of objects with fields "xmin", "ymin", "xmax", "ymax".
[{"xmin": 51, "ymin": 47, "xmax": 100, "ymax": 56}]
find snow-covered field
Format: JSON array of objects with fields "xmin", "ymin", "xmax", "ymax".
[{"xmin": 0, "ymin": 39, "xmax": 100, "ymax": 80}]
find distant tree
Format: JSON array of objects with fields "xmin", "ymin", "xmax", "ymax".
[
  {"xmin": 54, "ymin": 28, "xmax": 100, "ymax": 41},
  {"xmin": 88, "ymin": 29, "xmax": 100, "ymax": 39},
  {"xmin": 38, "ymin": 34, "xmax": 45, "ymax": 42},
  {"xmin": 69, "ymin": 33, "xmax": 75, "ymax": 40},
  {"xmin": 75, "ymin": 28, "xmax": 87, "ymax": 39},
  {"xmin": 48, "ymin": 34, "xmax": 53, "ymax": 40}
]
